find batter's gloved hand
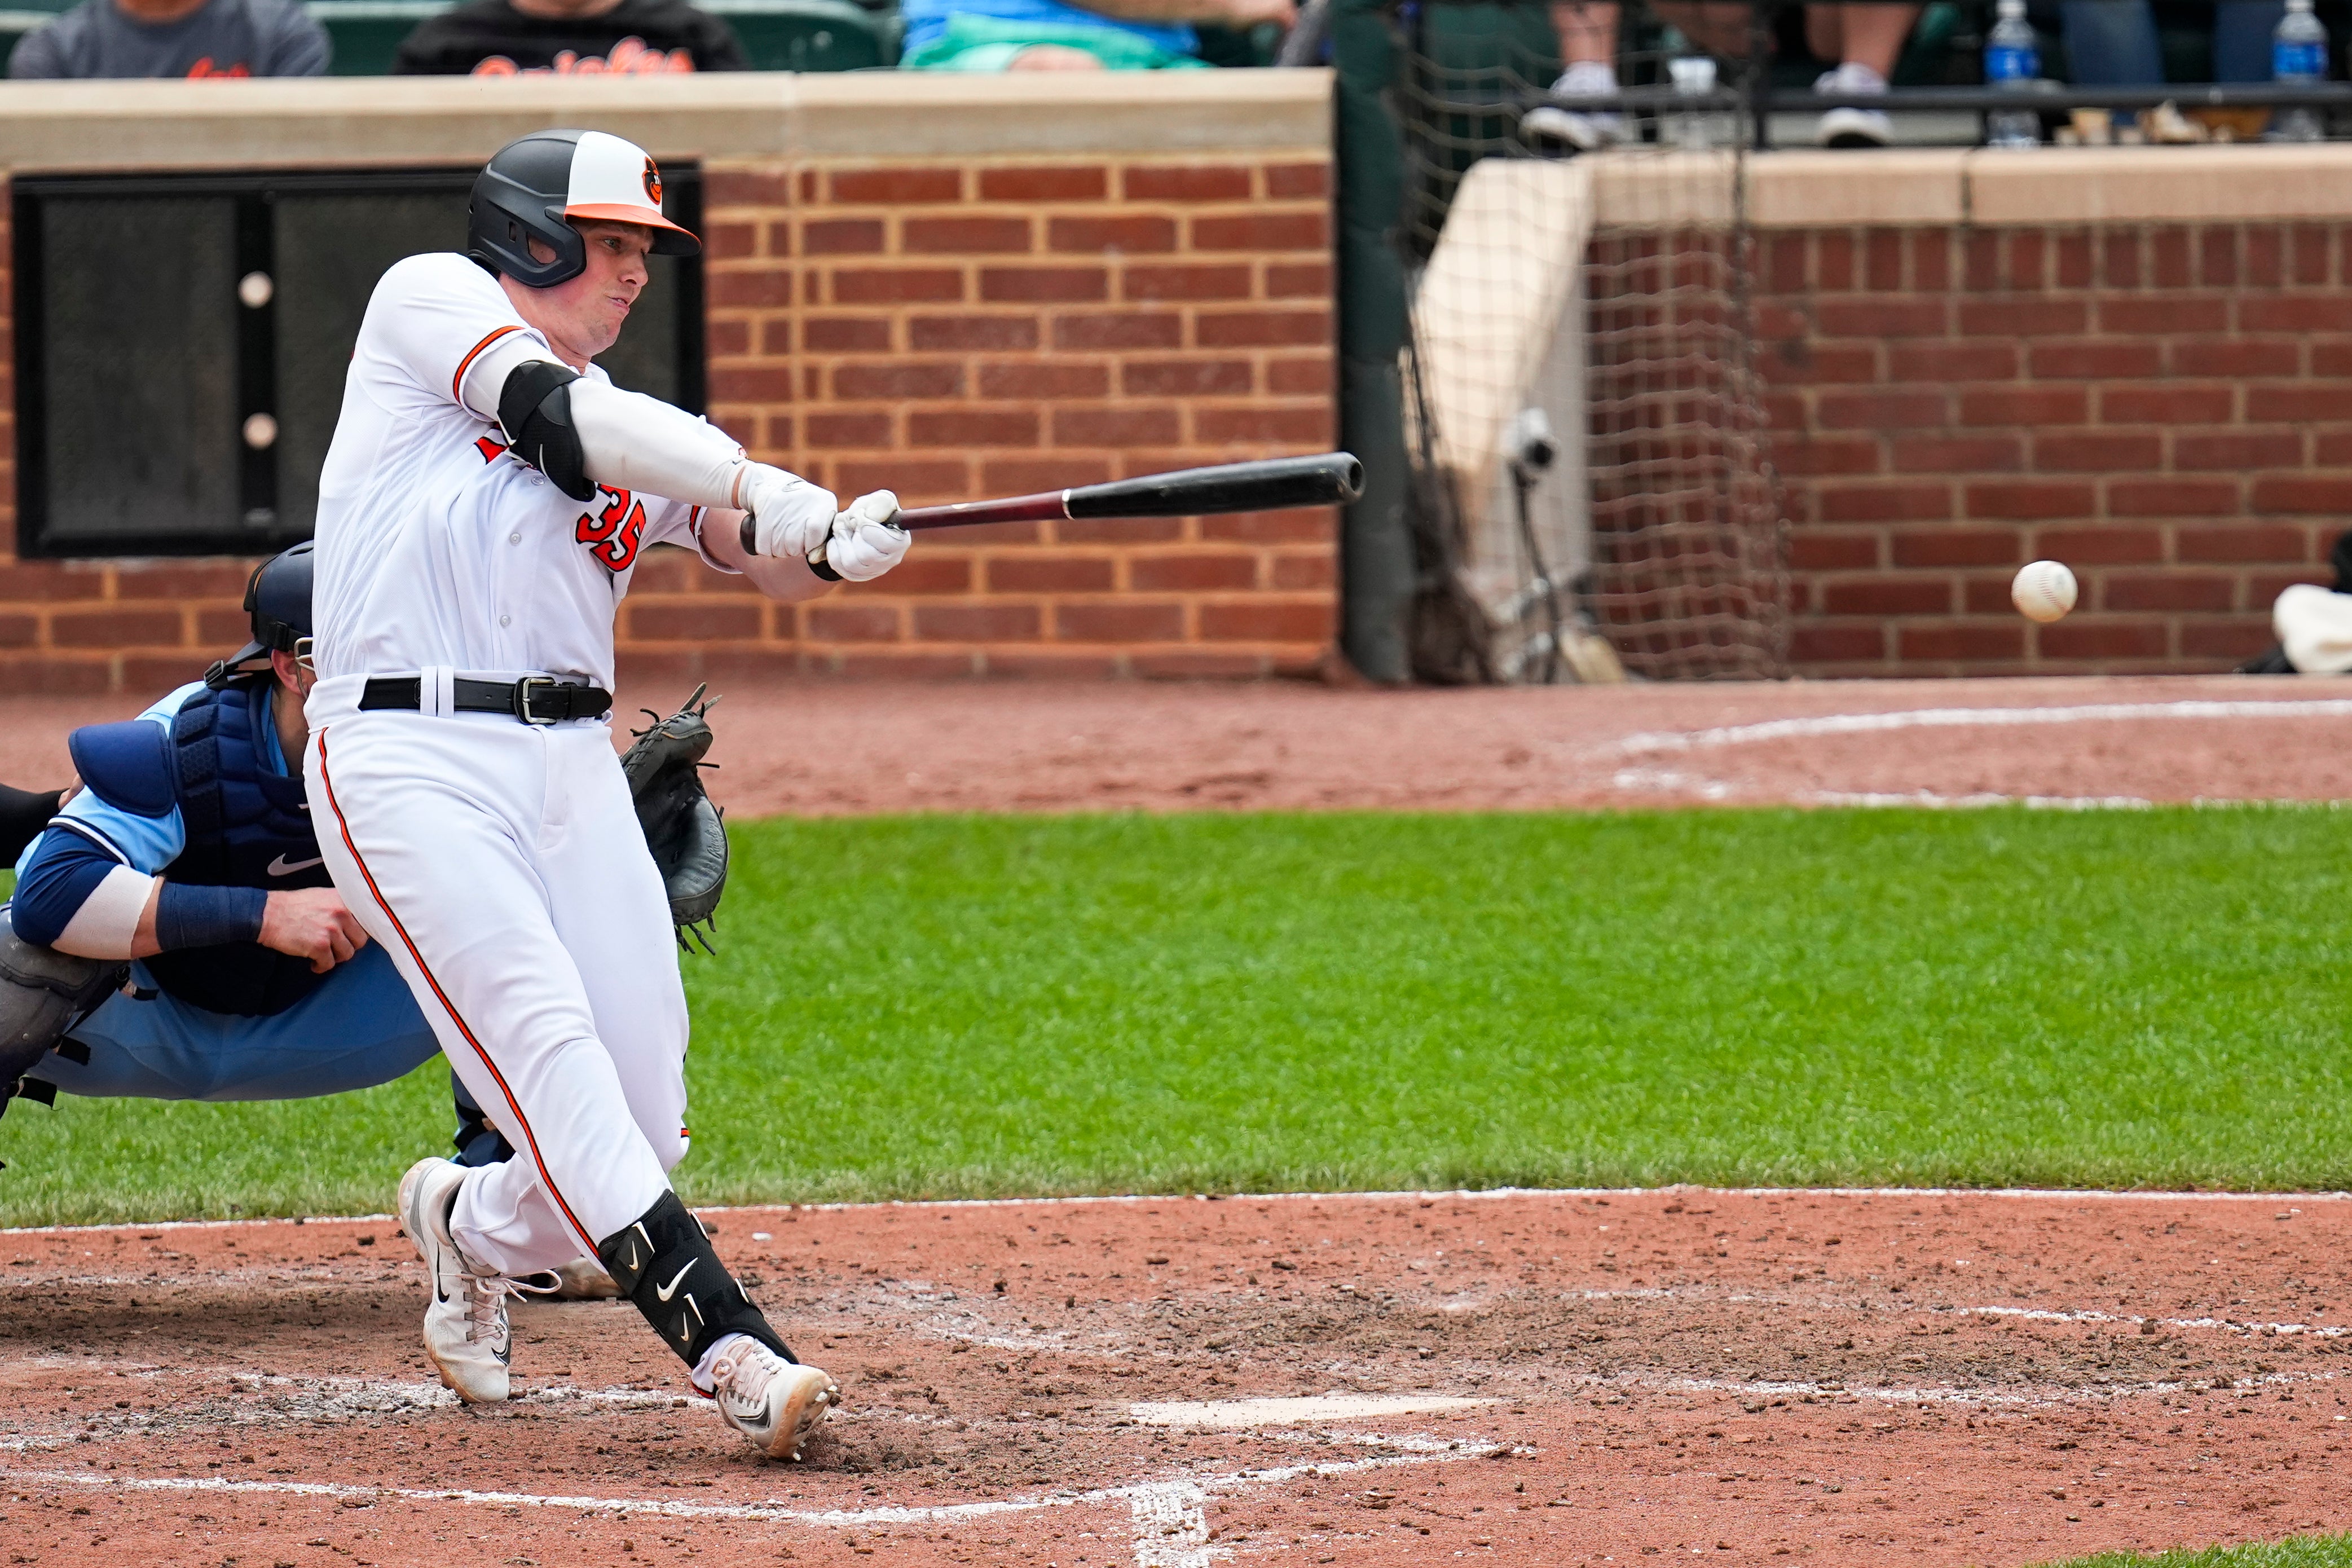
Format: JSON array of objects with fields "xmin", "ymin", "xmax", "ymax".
[
  {"xmin": 618, "ymin": 684, "xmax": 729, "ymax": 953},
  {"xmin": 820, "ymin": 491, "xmax": 910, "ymax": 583},
  {"xmin": 736, "ymin": 464, "xmax": 836, "ymax": 561}
]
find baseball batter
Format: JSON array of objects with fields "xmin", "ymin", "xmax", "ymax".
[{"xmin": 305, "ymin": 128, "xmax": 904, "ymax": 1458}]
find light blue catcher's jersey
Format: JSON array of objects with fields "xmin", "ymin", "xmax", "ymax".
[{"xmin": 16, "ymin": 681, "xmax": 289, "ymax": 880}]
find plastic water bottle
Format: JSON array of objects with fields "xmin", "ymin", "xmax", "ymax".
[
  {"xmin": 2271, "ymin": 0, "xmax": 2328, "ymax": 142},
  {"xmin": 1984, "ymin": 0, "xmax": 2041, "ymax": 147},
  {"xmin": 1668, "ymin": 54, "xmax": 1719, "ymax": 149}
]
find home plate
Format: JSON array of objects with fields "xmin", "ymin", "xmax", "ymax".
[{"xmin": 1128, "ymin": 1394, "xmax": 1497, "ymax": 1428}]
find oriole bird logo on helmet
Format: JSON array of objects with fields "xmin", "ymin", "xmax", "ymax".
[{"xmin": 466, "ymin": 129, "xmax": 698, "ymax": 290}]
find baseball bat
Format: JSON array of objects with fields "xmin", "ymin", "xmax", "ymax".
[
  {"xmin": 897, "ymin": 451, "xmax": 1364, "ymax": 532},
  {"xmin": 769, "ymin": 452, "xmax": 1365, "ymax": 569}
]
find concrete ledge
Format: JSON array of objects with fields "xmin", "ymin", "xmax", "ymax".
[
  {"xmin": 1748, "ymin": 148, "xmax": 1970, "ymax": 228},
  {"xmin": 0, "ymin": 70, "xmax": 1331, "ymax": 174},
  {"xmin": 1961, "ymin": 143, "xmax": 2352, "ymax": 225},
  {"xmin": 1583, "ymin": 143, "xmax": 2352, "ymax": 230},
  {"xmin": 1781, "ymin": 143, "xmax": 2352, "ymax": 229}
]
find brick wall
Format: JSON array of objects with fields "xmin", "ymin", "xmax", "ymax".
[
  {"xmin": 0, "ymin": 149, "xmax": 1338, "ymax": 691},
  {"xmin": 1760, "ymin": 221, "xmax": 2348, "ymax": 676}
]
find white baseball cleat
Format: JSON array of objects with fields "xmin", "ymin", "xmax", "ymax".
[
  {"xmin": 708, "ymin": 1341, "xmax": 841, "ymax": 1460},
  {"xmin": 398, "ymin": 1156, "xmax": 518, "ymax": 1405}
]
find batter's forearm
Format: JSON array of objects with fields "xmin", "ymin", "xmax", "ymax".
[
  {"xmin": 699, "ymin": 508, "xmax": 836, "ymax": 602},
  {"xmin": 567, "ymin": 378, "xmax": 753, "ymax": 509}
]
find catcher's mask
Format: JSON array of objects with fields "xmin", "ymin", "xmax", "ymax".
[{"xmin": 204, "ymin": 541, "xmax": 314, "ymax": 689}]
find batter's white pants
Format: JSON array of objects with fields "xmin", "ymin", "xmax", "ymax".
[{"xmin": 305, "ymin": 690, "xmax": 688, "ymax": 1278}]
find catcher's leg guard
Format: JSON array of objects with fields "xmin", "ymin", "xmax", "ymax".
[
  {"xmin": 0, "ymin": 918, "xmax": 125, "ymax": 1103},
  {"xmin": 449, "ymin": 1074, "xmax": 518, "ymax": 1168},
  {"xmin": 597, "ymin": 1190, "xmax": 794, "ymax": 1369}
]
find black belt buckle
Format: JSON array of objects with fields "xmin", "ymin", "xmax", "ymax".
[{"xmin": 513, "ymin": 675, "xmax": 557, "ymax": 726}]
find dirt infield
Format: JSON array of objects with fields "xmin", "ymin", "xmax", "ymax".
[
  {"xmin": 3, "ymin": 1188, "xmax": 2349, "ymax": 1567},
  {"xmin": 621, "ymin": 672, "xmax": 2352, "ymax": 813},
  {"xmin": 4, "ymin": 675, "xmax": 2346, "ymax": 1565},
  {"xmin": 3, "ymin": 673, "xmax": 2342, "ymax": 816}
]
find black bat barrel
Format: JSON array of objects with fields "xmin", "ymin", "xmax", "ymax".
[{"xmin": 1062, "ymin": 452, "xmax": 1365, "ymax": 519}]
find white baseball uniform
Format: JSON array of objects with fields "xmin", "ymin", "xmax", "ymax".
[{"xmin": 305, "ymin": 250, "xmax": 725, "ymax": 1279}]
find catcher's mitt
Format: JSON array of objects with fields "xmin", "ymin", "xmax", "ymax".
[{"xmin": 620, "ymin": 684, "xmax": 728, "ymax": 953}]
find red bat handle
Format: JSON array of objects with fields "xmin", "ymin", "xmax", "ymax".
[{"xmin": 893, "ymin": 491, "xmax": 1072, "ymax": 532}]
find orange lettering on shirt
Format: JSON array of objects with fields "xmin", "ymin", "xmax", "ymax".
[{"xmin": 466, "ymin": 37, "xmax": 695, "ymax": 76}]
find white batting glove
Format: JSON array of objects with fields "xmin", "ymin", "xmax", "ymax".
[
  {"xmin": 736, "ymin": 463, "xmax": 837, "ymax": 561},
  {"xmin": 821, "ymin": 490, "xmax": 910, "ymax": 583}
]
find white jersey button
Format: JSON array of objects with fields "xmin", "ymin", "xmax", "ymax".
[
  {"xmin": 509, "ymin": 532, "xmax": 521, "ymax": 544},
  {"xmin": 499, "ymin": 614, "xmax": 512, "ymax": 627}
]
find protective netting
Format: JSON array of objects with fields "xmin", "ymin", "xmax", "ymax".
[{"xmin": 1393, "ymin": 0, "xmax": 1788, "ymax": 682}]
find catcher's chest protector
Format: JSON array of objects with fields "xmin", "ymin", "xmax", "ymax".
[{"xmin": 68, "ymin": 677, "xmax": 331, "ymax": 1016}]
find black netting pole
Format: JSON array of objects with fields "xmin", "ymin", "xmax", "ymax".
[{"xmin": 1333, "ymin": 0, "xmax": 1416, "ymax": 682}]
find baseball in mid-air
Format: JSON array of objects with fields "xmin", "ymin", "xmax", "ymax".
[{"xmin": 2011, "ymin": 560, "xmax": 2078, "ymax": 624}]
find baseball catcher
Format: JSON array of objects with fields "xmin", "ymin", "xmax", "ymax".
[
  {"xmin": 0, "ymin": 553, "xmax": 734, "ymax": 1314},
  {"xmin": 0, "ymin": 545, "xmax": 438, "ymax": 1116}
]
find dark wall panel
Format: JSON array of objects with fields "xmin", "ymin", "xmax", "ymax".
[
  {"xmin": 37, "ymin": 196, "xmax": 241, "ymax": 551},
  {"xmin": 12, "ymin": 167, "xmax": 703, "ymax": 558}
]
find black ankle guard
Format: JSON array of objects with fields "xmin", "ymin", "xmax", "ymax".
[{"xmin": 597, "ymin": 1191, "xmax": 793, "ymax": 1369}]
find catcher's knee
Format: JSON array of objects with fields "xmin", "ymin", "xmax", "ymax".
[{"xmin": 0, "ymin": 918, "xmax": 125, "ymax": 1098}]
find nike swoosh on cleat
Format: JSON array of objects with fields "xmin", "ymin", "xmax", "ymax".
[
  {"xmin": 267, "ymin": 853, "xmax": 326, "ymax": 876},
  {"xmin": 655, "ymin": 1260, "xmax": 697, "ymax": 1301}
]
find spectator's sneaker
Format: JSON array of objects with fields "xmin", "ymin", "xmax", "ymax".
[
  {"xmin": 1814, "ymin": 61, "xmax": 1895, "ymax": 148},
  {"xmin": 1523, "ymin": 60, "xmax": 1629, "ymax": 151}
]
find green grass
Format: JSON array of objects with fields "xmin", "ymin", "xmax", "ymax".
[
  {"xmin": 5, "ymin": 805, "xmax": 2352, "ymax": 1226},
  {"xmin": 2040, "ymin": 1537, "xmax": 2352, "ymax": 1568}
]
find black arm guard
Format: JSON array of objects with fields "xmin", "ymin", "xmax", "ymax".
[
  {"xmin": 498, "ymin": 360, "xmax": 593, "ymax": 502},
  {"xmin": 598, "ymin": 1190, "xmax": 794, "ymax": 1370}
]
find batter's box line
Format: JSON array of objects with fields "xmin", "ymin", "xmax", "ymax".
[
  {"xmin": 1543, "ymin": 1281, "xmax": 2352, "ymax": 1342},
  {"xmin": 1645, "ymin": 1366, "xmax": 2341, "ymax": 1410},
  {"xmin": 0, "ymin": 1438, "xmax": 1520, "ymax": 1568},
  {"xmin": 1951, "ymin": 1302, "xmax": 2351, "ymax": 1339}
]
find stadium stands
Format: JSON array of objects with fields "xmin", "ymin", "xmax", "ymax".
[{"xmin": 0, "ymin": 0, "xmax": 898, "ymax": 71}]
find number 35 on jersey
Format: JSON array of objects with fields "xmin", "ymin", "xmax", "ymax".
[{"xmin": 474, "ymin": 431, "xmax": 649, "ymax": 574}]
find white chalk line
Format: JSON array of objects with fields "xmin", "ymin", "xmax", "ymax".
[
  {"xmin": 11, "ymin": 1185, "xmax": 2349, "ymax": 1236},
  {"xmin": 1133, "ymin": 1395, "xmax": 1495, "ymax": 1428},
  {"xmin": 1804, "ymin": 791, "xmax": 2156, "ymax": 811},
  {"xmin": 1646, "ymin": 1365, "xmax": 2340, "ymax": 1409},
  {"xmin": 1613, "ymin": 698, "xmax": 2352, "ymax": 756},
  {"xmin": 0, "ymin": 1434, "xmax": 1511, "ymax": 1530},
  {"xmin": 1954, "ymin": 1302, "xmax": 2348, "ymax": 1339}
]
